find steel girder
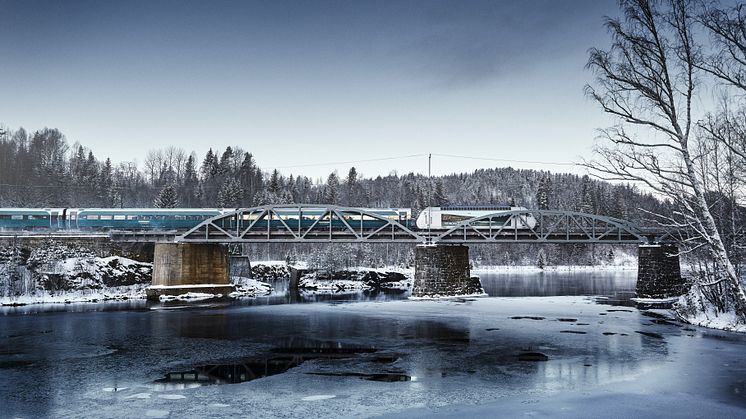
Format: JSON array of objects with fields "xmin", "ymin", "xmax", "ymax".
[
  {"xmin": 174, "ymin": 206, "xmax": 666, "ymax": 244},
  {"xmin": 176, "ymin": 205, "xmax": 424, "ymax": 243},
  {"xmin": 432, "ymin": 210, "xmax": 659, "ymax": 244}
]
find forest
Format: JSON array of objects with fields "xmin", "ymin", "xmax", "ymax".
[
  {"xmin": 0, "ymin": 124, "xmax": 673, "ymax": 267},
  {"xmin": 0, "ymin": 126, "xmax": 666, "ymax": 217}
]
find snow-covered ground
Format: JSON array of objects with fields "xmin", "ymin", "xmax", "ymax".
[
  {"xmin": 0, "ymin": 284, "xmax": 148, "ymax": 306},
  {"xmin": 229, "ymin": 277, "xmax": 273, "ymax": 298},
  {"xmin": 1, "ymin": 255, "xmax": 152, "ymax": 306},
  {"xmin": 298, "ymin": 267, "xmax": 413, "ymax": 292}
]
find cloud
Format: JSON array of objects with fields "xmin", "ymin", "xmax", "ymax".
[{"xmin": 396, "ymin": 0, "xmax": 612, "ymax": 88}]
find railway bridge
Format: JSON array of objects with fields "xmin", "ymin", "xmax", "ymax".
[{"xmin": 106, "ymin": 205, "xmax": 683, "ymax": 300}]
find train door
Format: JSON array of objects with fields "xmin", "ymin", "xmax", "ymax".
[
  {"xmin": 50, "ymin": 209, "xmax": 59, "ymax": 229},
  {"xmin": 67, "ymin": 209, "xmax": 79, "ymax": 229}
]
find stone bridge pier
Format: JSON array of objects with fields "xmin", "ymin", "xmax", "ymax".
[
  {"xmin": 413, "ymin": 244, "xmax": 484, "ymax": 298},
  {"xmin": 146, "ymin": 243, "xmax": 234, "ymax": 301},
  {"xmin": 636, "ymin": 244, "xmax": 686, "ymax": 299}
]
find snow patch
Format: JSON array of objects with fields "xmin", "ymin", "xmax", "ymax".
[
  {"xmin": 158, "ymin": 394, "xmax": 187, "ymax": 400},
  {"xmin": 301, "ymin": 395, "xmax": 336, "ymax": 401},
  {"xmin": 408, "ymin": 292, "xmax": 489, "ymax": 301},
  {"xmin": 159, "ymin": 292, "xmax": 220, "ymax": 302},
  {"xmin": 229, "ymin": 276, "xmax": 272, "ymax": 298},
  {"xmin": 674, "ymin": 285, "xmax": 746, "ymax": 332}
]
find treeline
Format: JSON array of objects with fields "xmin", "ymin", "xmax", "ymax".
[{"xmin": 0, "ymin": 125, "xmax": 665, "ymax": 225}]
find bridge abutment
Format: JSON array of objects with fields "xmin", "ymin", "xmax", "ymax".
[
  {"xmin": 636, "ymin": 244, "xmax": 686, "ymax": 299},
  {"xmin": 146, "ymin": 243, "xmax": 234, "ymax": 301},
  {"xmin": 413, "ymin": 244, "xmax": 484, "ymax": 298}
]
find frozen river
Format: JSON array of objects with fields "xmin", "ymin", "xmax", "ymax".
[{"xmin": 2, "ymin": 271, "xmax": 746, "ymax": 418}]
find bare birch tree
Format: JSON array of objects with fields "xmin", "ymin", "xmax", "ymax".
[{"xmin": 585, "ymin": 0, "xmax": 746, "ymax": 317}]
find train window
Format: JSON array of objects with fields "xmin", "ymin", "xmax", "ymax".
[
  {"xmin": 127, "ymin": 215, "xmax": 137, "ymax": 220},
  {"xmin": 99, "ymin": 215, "xmax": 113, "ymax": 220},
  {"xmin": 175, "ymin": 215, "xmax": 186, "ymax": 220},
  {"xmin": 11, "ymin": 215, "xmax": 23, "ymax": 220},
  {"xmin": 114, "ymin": 215, "xmax": 126, "ymax": 220},
  {"xmin": 87, "ymin": 215, "xmax": 99, "ymax": 220}
]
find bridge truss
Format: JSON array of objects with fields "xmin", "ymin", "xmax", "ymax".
[
  {"xmin": 164, "ymin": 206, "xmax": 665, "ymax": 245},
  {"xmin": 177, "ymin": 205, "xmax": 423, "ymax": 243}
]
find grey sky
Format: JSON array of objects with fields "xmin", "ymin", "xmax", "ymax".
[{"xmin": 0, "ymin": 0, "xmax": 618, "ymax": 178}]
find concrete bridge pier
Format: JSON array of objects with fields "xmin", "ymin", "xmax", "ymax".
[
  {"xmin": 636, "ymin": 244, "xmax": 686, "ymax": 299},
  {"xmin": 146, "ymin": 243, "xmax": 234, "ymax": 301},
  {"xmin": 413, "ymin": 244, "xmax": 484, "ymax": 298}
]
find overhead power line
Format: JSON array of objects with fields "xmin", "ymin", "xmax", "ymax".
[
  {"xmin": 268, "ymin": 154, "xmax": 429, "ymax": 170},
  {"xmin": 267, "ymin": 152, "xmax": 576, "ymax": 171},
  {"xmin": 431, "ymin": 153, "xmax": 577, "ymax": 167}
]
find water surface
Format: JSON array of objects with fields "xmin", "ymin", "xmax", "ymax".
[{"xmin": 2, "ymin": 270, "xmax": 745, "ymax": 418}]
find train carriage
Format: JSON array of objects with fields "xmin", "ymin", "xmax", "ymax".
[
  {"xmin": 215, "ymin": 207, "xmax": 413, "ymax": 231},
  {"xmin": 76, "ymin": 208, "xmax": 223, "ymax": 230},
  {"xmin": 0, "ymin": 208, "xmax": 54, "ymax": 230}
]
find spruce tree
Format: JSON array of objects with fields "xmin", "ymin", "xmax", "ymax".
[
  {"xmin": 154, "ymin": 184, "xmax": 178, "ymax": 208},
  {"xmin": 433, "ymin": 179, "xmax": 448, "ymax": 206},
  {"xmin": 324, "ymin": 172, "xmax": 339, "ymax": 204}
]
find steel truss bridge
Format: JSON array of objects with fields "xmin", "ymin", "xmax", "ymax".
[{"xmin": 110, "ymin": 205, "xmax": 668, "ymax": 244}]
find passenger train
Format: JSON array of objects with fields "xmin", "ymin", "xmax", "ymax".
[
  {"xmin": 0, "ymin": 205, "xmax": 536, "ymax": 232},
  {"xmin": 415, "ymin": 205, "xmax": 536, "ymax": 230}
]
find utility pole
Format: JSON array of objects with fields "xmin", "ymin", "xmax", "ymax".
[{"xmin": 427, "ymin": 153, "xmax": 432, "ymax": 242}]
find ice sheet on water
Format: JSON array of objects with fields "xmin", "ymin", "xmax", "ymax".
[{"xmin": 302, "ymin": 395, "xmax": 337, "ymax": 401}]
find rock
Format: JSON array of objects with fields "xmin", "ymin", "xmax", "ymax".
[{"xmin": 518, "ymin": 352, "xmax": 549, "ymax": 362}]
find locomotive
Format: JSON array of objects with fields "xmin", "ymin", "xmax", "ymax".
[{"xmin": 415, "ymin": 205, "xmax": 537, "ymax": 230}]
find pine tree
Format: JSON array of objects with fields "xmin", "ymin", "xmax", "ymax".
[
  {"xmin": 200, "ymin": 148, "xmax": 217, "ymax": 179},
  {"xmin": 537, "ymin": 248, "xmax": 547, "ymax": 270},
  {"xmin": 433, "ymin": 179, "xmax": 448, "ymax": 206},
  {"xmin": 324, "ymin": 172, "xmax": 339, "ymax": 204},
  {"xmin": 218, "ymin": 146, "xmax": 233, "ymax": 176},
  {"xmin": 99, "ymin": 158, "xmax": 113, "ymax": 206},
  {"xmin": 182, "ymin": 154, "xmax": 199, "ymax": 206},
  {"xmin": 237, "ymin": 152, "xmax": 256, "ymax": 203},
  {"xmin": 269, "ymin": 169, "xmax": 282, "ymax": 195},
  {"xmin": 537, "ymin": 175, "xmax": 551, "ymax": 210},
  {"xmin": 346, "ymin": 166, "xmax": 358, "ymax": 205},
  {"xmin": 154, "ymin": 184, "xmax": 178, "ymax": 208},
  {"xmin": 217, "ymin": 178, "xmax": 243, "ymax": 208}
]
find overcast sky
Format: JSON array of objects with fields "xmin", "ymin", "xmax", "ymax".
[{"xmin": 0, "ymin": 0, "xmax": 619, "ymax": 179}]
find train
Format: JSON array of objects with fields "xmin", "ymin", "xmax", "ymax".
[
  {"xmin": 415, "ymin": 205, "xmax": 536, "ymax": 230},
  {"xmin": 0, "ymin": 205, "xmax": 536, "ymax": 232}
]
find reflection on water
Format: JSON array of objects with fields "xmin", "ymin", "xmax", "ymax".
[
  {"xmin": 478, "ymin": 270, "xmax": 637, "ymax": 297},
  {"xmin": 0, "ymin": 270, "xmax": 639, "ymax": 315},
  {"xmin": 154, "ymin": 340, "xmax": 378, "ymax": 387},
  {"xmin": 4, "ymin": 270, "xmax": 746, "ymax": 418}
]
